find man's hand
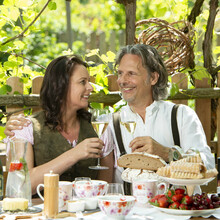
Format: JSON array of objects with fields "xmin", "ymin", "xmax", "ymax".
[
  {"xmin": 4, "ymin": 114, "xmax": 30, "ymax": 137},
  {"xmin": 129, "ymin": 136, "xmax": 169, "ymax": 162}
]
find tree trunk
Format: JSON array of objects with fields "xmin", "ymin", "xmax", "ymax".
[{"xmin": 203, "ymin": 0, "xmax": 218, "ymax": 80}]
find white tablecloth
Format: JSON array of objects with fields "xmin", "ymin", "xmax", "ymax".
[
  {"xmin": 2, "ymin": 203, "xmax": 220, "ymax": 220},
  {"xmin": 31, "ymin": 204, "xmax": 220, "ymax": 220}
]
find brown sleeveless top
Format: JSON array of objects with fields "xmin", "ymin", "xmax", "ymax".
[{"xmin": 31, "ymin": 111, "xmax": 98, "ymax": 181}]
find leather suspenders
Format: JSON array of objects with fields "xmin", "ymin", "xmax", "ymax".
[
  {"xmin": 112, "ymin": 111, "xmax": 126, "ymax": 156},
  {"xmin": 113, "ymin": 111, "xmax": 130, "ymax": 194},
  {"xmin": 171, "ymin": 104, "xmax": 180, "ymax": 146}
]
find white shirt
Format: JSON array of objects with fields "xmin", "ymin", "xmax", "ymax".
[{"xmin": 105, "ymin": 100, "xmax": 215, "ymax": 183}]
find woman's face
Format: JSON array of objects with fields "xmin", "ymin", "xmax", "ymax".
[{"xmin": 66, "ymin": 64, "xmax": 93, "ymax": 111}]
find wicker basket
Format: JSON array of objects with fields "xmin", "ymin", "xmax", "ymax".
[{"xmin": 135, "ymin": 18, "xmax": 195, "ymax": 75}]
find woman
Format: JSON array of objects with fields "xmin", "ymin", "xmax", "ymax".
[{"xmin": 7, "ymin": 55, "xmax": 114, "ymax": 194}]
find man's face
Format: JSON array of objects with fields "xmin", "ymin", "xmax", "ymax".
[{"xmin": 117, "ymin": 54, "xmax": 156, "ymax": 106}]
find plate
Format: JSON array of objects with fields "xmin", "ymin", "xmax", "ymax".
[
  {"xmin": 159, "ymin": 176, "xmax": 215, "ymax": 186},
  {"xmin": 0, "ymin": 206, "xmax": 42, "ymax": 214},
  {"xmin": 152, "ymin": 205, "xmax": 220, "ymax": 216}
]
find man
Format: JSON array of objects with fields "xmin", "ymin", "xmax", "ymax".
[
  {"xmin": 4, "ymin": 44, "xmax": 215, "ymax": 184},
  {"xmin": 106, "ymin": 44, "xmax": 215, "ymax": 183}
]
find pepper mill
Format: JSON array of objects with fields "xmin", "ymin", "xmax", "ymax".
[{"xmin": 43, "ymin": 170, "xmax": 59, "ymax": 219}]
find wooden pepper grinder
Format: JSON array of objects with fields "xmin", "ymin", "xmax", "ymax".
[{"xmin": 44, "ymin": 170, "xmax": 59, "ymax": 218}]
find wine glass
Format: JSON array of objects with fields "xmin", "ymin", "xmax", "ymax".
[
  {"xmin": 73, "ymin": 177, "xmax": 92, "ymax": 198},
  {"xmin": 106, "ymin": 183, "xmax": 125, "ymax": 196},
  {"xmin": 89, "ymin": 108, "xmax": 110, "ymax": 170},
  {"xmin": 120, "ymin": 110, "xmax": 137, "ymax": 139}
]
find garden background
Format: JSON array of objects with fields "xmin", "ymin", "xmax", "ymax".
[{"xmin": 0, "ymin": 0, "xmax": 219, "ymax": 156}]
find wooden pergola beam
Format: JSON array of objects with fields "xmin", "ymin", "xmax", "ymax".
[
  {"xmin": 116, "ymin": 0, "xmax": 136, "ymax": 45},
  {"xmin": 65, "ymin": 0, "xmax": 73, "ymax": 49}
]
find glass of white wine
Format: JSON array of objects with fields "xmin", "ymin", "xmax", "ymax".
[
  {"xmin": 120, "ymin": 110, "xmax": 137, "ymax": 139},
  {"xmin": 89, "ymin": 108, "xmax": 110, "ymax": 170}
]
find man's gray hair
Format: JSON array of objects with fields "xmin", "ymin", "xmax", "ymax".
[{"xmin": 115, "ymin": 44, "xmax": 168, "ymax": 101}]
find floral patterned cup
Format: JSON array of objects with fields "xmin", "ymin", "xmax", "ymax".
[
  {"xmin": 132, "ymin": 179, "xmax": 167, "ymax": 207},
  {"xmin": 73, "ymin": 180, "xmax": 108, "ymax": 198},
  {"xmin": 98, "ymin": 195, "xmax": 135, "ymax": 219},
  {"xmin": 37, "ymin": 181, "xmax": 73, "ymax": 211},
  {"xmin": 58, "ymin": 181, "xmax": 73, "ymax": 211}
]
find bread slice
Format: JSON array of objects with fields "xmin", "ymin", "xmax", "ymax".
[
  {"xmin": 157, "ymin": 166, "xmax": 171, "ymax": 177},
  {"xmin": 204, "ymin": 168, "xmax": 218, "ymax": 178},
  {"xmin": 170, "ymin": 171, "xmax": 204, "ymax": 179},
  {"xmin": 170, "ymin": 161, "xmax": 206, "ymax": 174},
  {"xmin": 117, "ymin": 152, "xmax": 167, "ymax": 171}
]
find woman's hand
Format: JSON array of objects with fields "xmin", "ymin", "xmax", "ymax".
[
  {"xmin": 4, "ymin": 114, "xmax": 31, "ymax": 137},
  {"xmin": 73, "ymin": 137, "xmax": 104, "ymax": 160}
]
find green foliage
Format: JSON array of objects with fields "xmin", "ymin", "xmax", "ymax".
[
  {"xmin": 0, "ymin": 0, "xmax": 218, "ymax": 139},
  {"xmin": 0, "ymin": 126, "xmax": 6, "ymax": 140},
  {"xmin": 48, "ymin": 1, "xmax": 56, "ymax": 10},
  {"xmin": 170, "ymin": 83, "xmax": 179, "ymax": 97},
  {"xmin": 192, "ymin": 66, "xmax": 212, "ymax": 82},
  {"xmin": 0, "ymin": 85, "xmax": 11, "ymax": 95},
  {"xmin": 85, "ymin": 49, "xmax": 117, "ymax": 94}
]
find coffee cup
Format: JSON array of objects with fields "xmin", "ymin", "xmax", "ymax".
[
  {"xmin": 37, "ymin": 181, "xmax": 73, "ymax": 211},
  {"xmin": 132, "ymin": 179, "xmax": 167, "ymax": 207}
]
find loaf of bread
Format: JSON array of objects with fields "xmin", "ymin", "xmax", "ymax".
[
  {"xmin": 156, "ymin": 153, "xmax": 218, "ymax": 179},
  {"xmin": 2, "ymin": 198, "xmax": 28, "ymax": 211},
  {"xmin": 117, "ymin": 152, "xmax": 167, "ymax": 171}
]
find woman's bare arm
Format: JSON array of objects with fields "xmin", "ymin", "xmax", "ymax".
[{"xmin": 25, "ymin": 137, "xmax": 105, "ymax": 194}]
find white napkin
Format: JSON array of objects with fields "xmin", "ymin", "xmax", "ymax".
[
  {"xmin": 127, "ymin": 207, "xmax": 191, "ymax": 220},
  {"xmin": 201, "ymin": 209, "xmax": 220, "ymax": 219}
]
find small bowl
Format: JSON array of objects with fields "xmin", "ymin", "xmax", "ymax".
[
  {"xmin": 80, "ymin": 197, "xmax": 98, "ymax": 210},
  {"xmin": 98, "ymin": 195, "xmax": 135, "ymax": 219},
  {"xmin": 67, "ymin": 199, "xmax": 85, "ymax": 212},
  {"xmin": 73, "ymin": 180, "xmax": 107, "ymax": 198}
]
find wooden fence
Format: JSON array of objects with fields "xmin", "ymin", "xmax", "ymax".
[{"xmin": 57, "ymin": 30, "xmax": 126, "ymax": 62}]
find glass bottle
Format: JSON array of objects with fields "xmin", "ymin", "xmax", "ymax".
[{"xmin": 6, "ymin": 139, "xmax": 32, "ymax": 206}]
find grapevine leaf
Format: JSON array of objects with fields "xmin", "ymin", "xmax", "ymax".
[
  {"xmin": 170, "ymin": 83, "xmax": 179, "ymax": 97},
  {"xmin": 48, "ymin": 1, "xmax": 57, "ymax": 10}
]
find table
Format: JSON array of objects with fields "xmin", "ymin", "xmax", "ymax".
[{"xmin": 31, "ymin": 198, "xmax": 219, "ymax": 220}]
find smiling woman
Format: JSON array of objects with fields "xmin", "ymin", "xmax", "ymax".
[{"xmin": 4, "ymin": 55, "xmax": 114, "ymax": 195}]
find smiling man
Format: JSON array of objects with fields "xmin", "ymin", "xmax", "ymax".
[{"xmin": 107, "ymin": 44, "xmax": 215, "ymax": 184}]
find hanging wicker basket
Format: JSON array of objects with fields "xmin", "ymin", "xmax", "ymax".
[{"xmin": 135, "ymin": 18, "xmax": 195, "ymax": 75}]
